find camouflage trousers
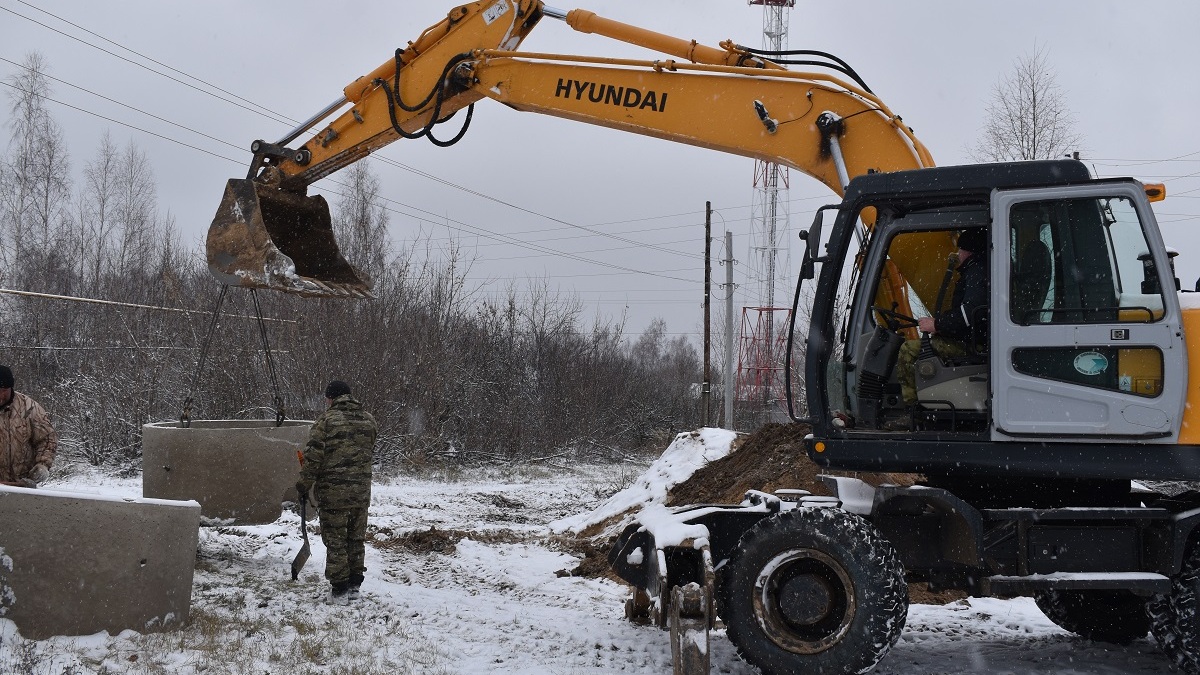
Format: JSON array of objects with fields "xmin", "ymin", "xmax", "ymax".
[
  {"xmin": 318, "ymin": 506, "xmax": 368, "ymax": 586},
  {"xmin": 896, "ymin": 336, "xmax": 969, "ymax": 405}
]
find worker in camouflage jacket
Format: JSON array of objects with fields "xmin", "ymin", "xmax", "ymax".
[
  {"xmin": 0, "ymin": 365, "xmax": 58, "ymax": 487},
  {"xmin": 297, "ymin": 380, "xmax": 377, "ymax": 604}
]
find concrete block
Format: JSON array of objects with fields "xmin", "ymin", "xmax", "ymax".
[
  {"xmin": 142, "ymin": 420, "xmax": 313, "ymax": 525},
  {"xmin": 0, "ymin": 486, "xmax": 200, "ymax": 639}
]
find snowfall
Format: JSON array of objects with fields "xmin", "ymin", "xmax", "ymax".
[{"xmin": 0, "ymin": 429, "xmax": 1180, "ymax": 674}]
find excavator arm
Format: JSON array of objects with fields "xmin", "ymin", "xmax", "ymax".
[{"xmin": 208, "ymin": 0, "xmax": 935, "ymax": 299}]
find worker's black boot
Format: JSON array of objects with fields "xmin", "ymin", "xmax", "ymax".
[
  {"xmin": 348, "ymin": 573, "xmax": 364, "ymax": 601},
  {"xmin": 329, "ymin": 581, "xmax": 350, "ymax": 606}
]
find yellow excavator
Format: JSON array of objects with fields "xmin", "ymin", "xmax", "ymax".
[{"xmin": 209, "ymin": 3, "xmax": 1200, "ymax": 674}]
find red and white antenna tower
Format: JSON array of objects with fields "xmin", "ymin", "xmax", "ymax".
[{"xmin": 737, "ymin": 0, "xmax": 795, "ymax": 412}]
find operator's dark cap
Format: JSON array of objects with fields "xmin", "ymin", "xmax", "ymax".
[
  {"xmin": 957, "ymin": 228, "xmax": 987, "ymax": 254},
  {"xmin": 324, "ymin": 380, "xmax": 351, "ymax": 398},
  {"xmin": 0, "ymin": 365, "xmax": 11, "ymax": 389}
]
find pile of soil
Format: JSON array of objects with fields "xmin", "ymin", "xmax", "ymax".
[
  {"xmin": 667, "ymin": 423, "xmax": 824, "ymax": 505},
  {"xmin": 369, "ymin": 525, "xmax": 525, "ymax": 554},
  {"xmin": 568, "ymin": 422, "xmax": 962, "ymax": 604},
  {"xmin": 667, "ymin": 422, "xmax": 921, "ymax": 506}
]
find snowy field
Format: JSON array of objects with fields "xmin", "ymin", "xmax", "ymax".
[{"xmin": 0, "ymin": 460, "xmax": 1181, "ymax": 674}]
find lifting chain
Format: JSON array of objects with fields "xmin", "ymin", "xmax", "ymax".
[
  {"xmin": 180, "ymin": 286, "xmax": 286, "ymax": 428},
  {"xmin": 249, "ymin": 289, "xmax": 286, "ymax": 427},
  {"xmin": 181, "ymin": 286, "xmax": 228, "ymax": 428}
]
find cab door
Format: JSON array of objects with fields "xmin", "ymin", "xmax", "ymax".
[{"xmin": 990, "ymin": 183, "xmax": 1185, "ymax": 442}]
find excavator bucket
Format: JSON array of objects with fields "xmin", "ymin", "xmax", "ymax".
[{"xmin": 207, "ymin": 179, "xmax": 373, "ymax": 298}]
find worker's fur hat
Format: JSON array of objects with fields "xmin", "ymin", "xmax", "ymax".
[
  {"xmin": 957, "ymin": 228, "xmax": 988, "ymax": 254},
  {"xmin": 324, "ymin": 380, "xmax": 351, "ymax": 399},
  {"xmin": 0, "ymin": 365, "xmax": 12, "ymax": 389}
]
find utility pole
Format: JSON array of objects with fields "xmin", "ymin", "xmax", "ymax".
[
  {"xmin": 702, "ymin": 201, "xmax": 712, "ymax": 427},
  {"xmin": 724, "ymin": 230, "xmax": 735, "ymax": 430}
]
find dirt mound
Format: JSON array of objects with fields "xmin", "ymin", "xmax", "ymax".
[
  {"xmin": 369, "ymin": 525, "xmax": 525, "ymax": 554},
  {"xmin": 565, "ymin": 422, "xmax": 963, "ymax": 605},
  {"xmin": 667, "ymin": 422, "xmax": 921, "ymax": 505},
  {"xmin": 667, "ymin": 423, "xmax": 824, "ymax": 505}
]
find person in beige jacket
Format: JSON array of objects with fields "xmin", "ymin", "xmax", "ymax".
[{"xmin": 0, "ymin": 365, "xmax": 57, "ymax": 487}]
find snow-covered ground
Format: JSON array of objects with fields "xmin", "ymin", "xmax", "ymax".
[{"xmin": 0, "ymin": 458, "xmax": 1180, "ymax": 674}]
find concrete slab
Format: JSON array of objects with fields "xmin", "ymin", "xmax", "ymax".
[
  {"xmin": 0, "ymin": 486, "xmax": 200, "ymax": 639},
  {"xmin": 142, "ymin": 420, "xmax": 313, "ymax": 525}
]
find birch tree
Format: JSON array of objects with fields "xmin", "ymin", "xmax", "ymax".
[
  {"xmin": 1, "ymin": 52, "xmax": 71, "ymax": 286},
  {"xmin": 113, "ymin": 140, "xmax": 157, "ymax": 284},
  {"xmin": 972, "ymin": 46, "xmax": 1084, "ymax": 162},
  {"xmin": 78, "ymin": 133, "xmax": 119, "ymax": 287},
  {"xmin": 333, "ymin": 162, "xmax": 391, "ymax": 283}
]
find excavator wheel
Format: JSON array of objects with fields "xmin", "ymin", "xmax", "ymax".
[
  {"xmin": 1149, "ymin": 540, "xmax": 1200, "ymax": 674},
  {"xmin": 1034, "ymin": 589, "xmax": 1149, "ymax": 644},
  {"xmin": 717, "ymin": 507, "xmax": 907, "ymax": 675}
]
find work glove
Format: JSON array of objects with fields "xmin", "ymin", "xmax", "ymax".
[
  {"xmin": 28, "ymin": 463, "xmax": 49, "ymax": 486},
  {"xmin": 296, "ymin": 481, "xmax": 311, "ymax": 503}
]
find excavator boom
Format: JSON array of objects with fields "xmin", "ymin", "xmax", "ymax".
[{"xmin": 207, "ymin": 0, "xmax": 933, "ymax": 298}]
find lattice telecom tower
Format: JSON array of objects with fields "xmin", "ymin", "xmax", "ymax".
[{"xmin": 736, "ymin": 0, "xmax": 795, "ymax": 411}]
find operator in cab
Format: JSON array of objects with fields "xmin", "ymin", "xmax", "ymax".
[{"xmin": 893, "ymin": 228, "xmax": 990, "ymax": 421}]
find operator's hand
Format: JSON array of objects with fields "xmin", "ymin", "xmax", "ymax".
[
  {"xmin": 918, "ymin": 317, "xmax": 936, "ymax": 334},
  {"xmin": 296, "ymin": 480, "xmax": 311, "ymax": 503},
  {"xmin": 28, "ymin": 463, "xmax": 49, "ymax": 485}
]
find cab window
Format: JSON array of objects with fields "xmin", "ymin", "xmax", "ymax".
[{"xmin": 1009, "ymin": 196, "xmax": 1163, "ymax": 325}]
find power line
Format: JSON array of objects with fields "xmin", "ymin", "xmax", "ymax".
[
  {"xmin": 14, "ymin": 0, "xmax": 294, "ymax": 125},
  {"xmin": 0, "ymin": 4, "xmax": 293, "ymax": 127},
  {"xmin": 0, "ymin": 55, "xmax": 245, "ymax": 153},
  {"xmin": 0, "ymin": 80, "xmax": 243, "ymax": 165}
]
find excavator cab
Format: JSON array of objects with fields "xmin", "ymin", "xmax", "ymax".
[{"xmin": 804, "ymin": 160, "xmax": 1190, "ymax": 472}]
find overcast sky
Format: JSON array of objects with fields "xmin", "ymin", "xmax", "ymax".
[{"xmin": 3, "ymin": 0, "xmax": 1199, "ymax": 342}]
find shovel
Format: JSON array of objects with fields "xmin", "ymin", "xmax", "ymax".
[{"xmin": 291, "ymin": 494, "xmax": 312, "ymax": 580}]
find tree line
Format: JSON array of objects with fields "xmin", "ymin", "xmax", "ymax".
[{"xmin": 0, "ymin": 53, "xmax": 706, "ymax": 473}]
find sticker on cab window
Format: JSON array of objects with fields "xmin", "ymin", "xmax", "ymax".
[{"xmin": 1073, "ymin": 351, "xmax": 1109, "ymax": 376}]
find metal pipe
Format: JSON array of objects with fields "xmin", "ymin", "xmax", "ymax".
[
  {"xmin": 542, "ymin": 5, "xmax": 568, "ymax": 20},
  {"xmin": 828, "ymin": 134, "xmax": 851, "ymax": 192},
  {"xmin": 0, "ymin": 287, "xmax": 296, "ymax": 323},
  {"xmin": 275, "ymin": 96, "xmax": 349, "ymax": 146}
]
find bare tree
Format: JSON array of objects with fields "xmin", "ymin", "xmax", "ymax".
[
  {"xmin": 77, "ymin": 133, "xmax": 120, "ymax": 287},
  {"xmin": 972, "ymin": 46, "xmax": 1084, "ymax": 162},
  {"xmin": 0, "ymin": 52, "xmax": 71, "ymax": 285},
  {"xmin": 332, "ymin": 162, "xmax": 391, "ymax": 282},
  {"xmin": 112, "ymin": 139, "xmax": 157, "ymax": 282}
]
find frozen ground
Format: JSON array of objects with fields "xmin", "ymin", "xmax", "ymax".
[{"xmin": 0, "ymin": 457, "xmax": 1181, "ymax": 674}]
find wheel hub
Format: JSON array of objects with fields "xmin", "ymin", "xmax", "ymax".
[
  {"xmin": 779, "ymin": 574, "xmax": 834, "ymax": 626},
  {"xmin": 754, "ymin": 548, "xmax": 855, "ymax": 655}
]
